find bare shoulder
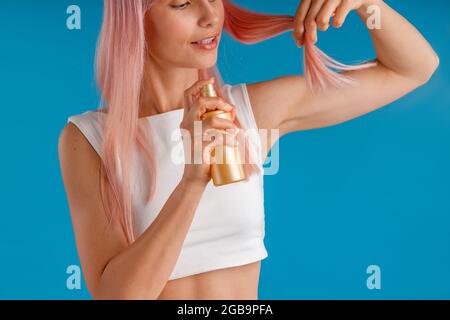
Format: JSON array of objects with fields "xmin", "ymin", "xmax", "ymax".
[
  {"xmin": 58, "ymin": 122, "xmax": 104, "ymax": 203},
  {"xmin": 58, "ymin": 122, "xmax": 100, "ymax": 173}
]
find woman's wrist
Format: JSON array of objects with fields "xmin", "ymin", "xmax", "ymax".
[{"xmin": 179, "ymin": 175, "xmax": 208, "ymax": 192}]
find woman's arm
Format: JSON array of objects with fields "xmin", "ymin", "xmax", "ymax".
[
  {"xmin": 247, "ymin": 0, "xmax": 439, "ymax": 137},
  {"xmin": 58, "ymin": 123, "xmax": 207, "ymax": 299},
  {"xmin": 98, "ymin": 176, "xmax": 205, "ymax": 300},
  {"xmin": 354, "ymin": 0, "xmax": 439, "ymax": 81}
]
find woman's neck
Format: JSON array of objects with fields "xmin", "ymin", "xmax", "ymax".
[{"xmin": 139, "ymin": 62, "xmax": 199, "ymax": 118}]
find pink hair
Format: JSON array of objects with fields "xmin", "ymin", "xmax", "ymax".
[
  {"xmin": 223, "ymin": 0, "xmax": 377, "ymax": 91},
  {"xmin": 95, "ymin": 0, "xmax": 375, "ymax": 245}
]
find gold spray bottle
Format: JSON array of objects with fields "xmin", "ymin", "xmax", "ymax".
[{"xmin": 200, "ymin": 83, "xmax": 247, "ymax": 186}]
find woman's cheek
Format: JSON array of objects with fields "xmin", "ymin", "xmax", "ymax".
[{"xmin": 165, "ymin": 19, "xmax": 193, "ymax": 45}]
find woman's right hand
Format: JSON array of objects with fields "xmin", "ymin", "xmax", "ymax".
[{"xmin": 180, "ymin": 78, "xmax": 239, "ymax": 186}]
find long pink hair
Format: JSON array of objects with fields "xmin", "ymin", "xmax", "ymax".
[{"xmin": 95, "ymin": 0, "xmax": 375, "ymax": 245}]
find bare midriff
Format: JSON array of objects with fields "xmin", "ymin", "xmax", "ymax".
[{"xmin": 157, "ymin": 261, "xmax": 262, "ymax": 300}]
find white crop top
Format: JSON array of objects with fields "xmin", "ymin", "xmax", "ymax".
[{"xmin": 67, "ymin": 83, "xmax": 268, "ymax": 280}]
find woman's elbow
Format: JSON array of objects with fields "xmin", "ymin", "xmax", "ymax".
[{"xmin": 416, "ymin": 51, "xmax": 440, "ymax": 85}]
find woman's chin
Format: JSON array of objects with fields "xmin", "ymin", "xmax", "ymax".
[{"xmin": 191, "ymin": 59, "xmax": 218, "ymax": 70}]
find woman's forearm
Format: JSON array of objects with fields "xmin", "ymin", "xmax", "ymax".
[
  {"xmin": 95, "ymin": 176, "xmax": 207, "ymax": 299},
  {"xmin": 357, "ymin": 0, "xmax": 439, "ymax": 82}
]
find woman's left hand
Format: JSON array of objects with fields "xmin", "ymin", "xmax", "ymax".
[{"xmin": 292, "ymin": 0, "xmax": 368, "ymax": 47}]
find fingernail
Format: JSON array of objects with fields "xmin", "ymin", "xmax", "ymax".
[{"xmin": 296, "ymin": 39, "xmax": 302, "ymax": 48}]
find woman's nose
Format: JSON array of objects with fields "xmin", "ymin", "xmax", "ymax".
[{"xmin": 198, "ymin": 4, "xmax": 220, "ymax": 28}]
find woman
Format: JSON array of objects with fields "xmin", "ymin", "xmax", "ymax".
[{"xmin": 58, "ymin": 0, "xmax": 439, "ymax": 300}]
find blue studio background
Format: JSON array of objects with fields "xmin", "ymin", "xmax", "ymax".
[{"xmin": 0, "ymin": 0, "xmax": 448, "ymax": 299}]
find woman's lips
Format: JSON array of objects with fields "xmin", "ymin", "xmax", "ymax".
[{"xmin": 190, "ymin": 36, "xmax": 218, "ymax": 50}]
